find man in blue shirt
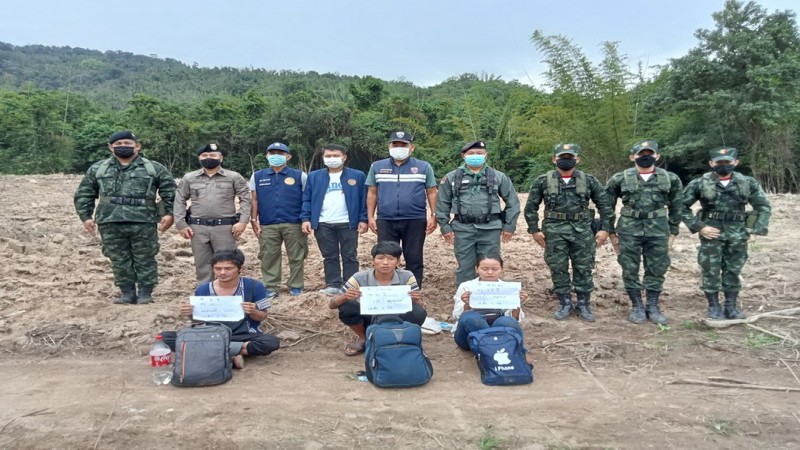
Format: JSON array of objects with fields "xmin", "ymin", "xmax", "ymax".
[
  {"xmin": 365, "ymin": 131, "xmax": 438, "ymax": 287},
  {"xmin": 301, "ymin": 144, "xmax": 368, "ymax": 296},
  {"xmin": 249, "ymin": 142, "xmax": 308, "ymax": 296}
]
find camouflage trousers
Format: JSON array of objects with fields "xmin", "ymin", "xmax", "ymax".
[
  {"xmin": 617, "ymin": 234, "xmax": 670, "ymax": 291},
  {"xmin": 698, "ymin": 238, "xmax": 748, "ymax": 293},
  {"xmin": 544, "ymin": 230, "xmax": 596, "ymax": 294},
  {"xmin": 98, "ymin": 222, "xmax": 160, "ymax": 287}
]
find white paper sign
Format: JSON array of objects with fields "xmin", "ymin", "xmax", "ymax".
[
  {"xmin": 469, "ymin": 281, "xmax": 521, "ymax": 310},
  {"xmin": 359, "ymin": 285, "xmax": 412, "ymax": 315},
  {"xmin": 190, "ymin": 296, "xmax": 245, "ymax": 322}
]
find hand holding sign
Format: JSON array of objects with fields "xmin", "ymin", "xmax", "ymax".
[
  {"xmin": 469, "ymin": 281, "xmax": 521, "ymax": 310},
  {"xmin": 189, "ymin": 296, "xmax": 245, "ymax": 322},
  {"xmin": 359, "ymin": 286, "xmax": 412, "ymax": 315}
]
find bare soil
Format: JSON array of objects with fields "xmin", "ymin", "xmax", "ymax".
[{"xmin": 1, "ymin": 174, "xmax": 799, "ymax": 449}]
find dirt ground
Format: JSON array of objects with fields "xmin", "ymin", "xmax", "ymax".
[{"xmin": 1, "ymin": 174, "xmax": 800, "ymax": 449}]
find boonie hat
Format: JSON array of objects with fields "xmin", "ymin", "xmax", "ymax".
[
  {"xmin": 630, "ymin": 140, "xmax": 658, "ymax": 155},
  {"xmin": 709, "ymin": 147, "xmax": 738, "ymax": 161},
  {"xmin": 196, "ymin": 143, "xmax": 223, "ymax": 155},
  {"xmin": 108, "ymin": 130, "xmax": 137, "ymax": 144},
  {"xmin": 553, "ymin": 143, "xmax": 580, "ymax": 156},
  {"xmin": 460, "ymin": 140, "xmax": 487, "ymax": 153},
  {"xmin": 266, "ymin": 142, "xmax": 291, "ymax": 153},
  {"xmin": 389, "ymin": 131, "xmax": 413, "ymax": 144}
]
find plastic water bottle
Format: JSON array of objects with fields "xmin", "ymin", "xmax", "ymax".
[{"xmin": 150, "ymin": 334, "xmax": 173, "ymax": 385}]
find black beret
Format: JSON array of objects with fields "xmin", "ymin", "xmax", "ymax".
[
  {"xmin": 460, "ymin": 140, "xmax": 487, "ymax": 153},
  {"xmin": 108, "ymin": 130, "xmax": 137, "ymax": 144},
  {"xmin": 196, "ymin": 143, "xmax": 224, "ymax": 155}
]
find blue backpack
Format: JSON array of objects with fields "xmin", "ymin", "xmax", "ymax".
[
  {"xmin": 468, "ymin": 326, "xmax": 533, "ymax": 386},
  {"xmin": 365, "ymin": 316, "xmax": 433, "ymax": 388}
]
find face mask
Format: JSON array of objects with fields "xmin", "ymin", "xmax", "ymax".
[
  {"xmin": 389, "ymin": 147, "xmax": 410, "ymax": 160},
  {"xmin": 267, "ymin": 154, "xmax": 287, "ymax": 167},
  {"xmin": 200, "ymin": 158, "xmax": 221, "ymax": 169},
  {"xmin": 635, "ymin": 154, "xmax": 656, "ymax": 168},
  {"xmin": 323, "ymin": 157, "xmax": 343, "ymax": 169},
  {"xmin": 113, "ymin": 146, "xmax": 135, "ymax": 158},
  {"xmin": 556, "ymin": 157, "xmax": 576, "ymax": 170},
  {"xmin": 714, "ymin": 164, "xmax": 735, "ymax": 176},
  {"xmin": 464, "ymin": 154, "xmax": 486, "ymax": 167}
]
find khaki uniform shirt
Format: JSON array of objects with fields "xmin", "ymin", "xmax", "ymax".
[{"xmin": 174, "ymin": 168, "xmax": 251, "ymax": 230}]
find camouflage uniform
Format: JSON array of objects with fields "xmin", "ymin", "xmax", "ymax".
[
  {"xmin": 525, "ymin": 144, "xmax": 614, "ymax": 320},
  {"xmin": 606, "ymin": 140, "xmax": 683, "ymax": 324},
  {"xmin": 682, "ymin": 147, "xmax": 771, "ymax": 319},
  {"xmin": 436, "ymin": 144, "xmax": 520, "ymax": 284},
  {"xmin": 74, "ymin": 154, "xmax": 176, "ymax": 298}
]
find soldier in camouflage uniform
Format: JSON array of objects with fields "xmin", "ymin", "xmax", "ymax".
[
  {"xmin": 682, "ymin": 147, "xmax": 771, "ymax": 319},
  {"xmin": 74, "ymin": 130, "xmax": 176, "ymax": 304},
  {"xmin": 525, "ymin": 144, "xmax": 614, "ymax": 321},
  {"xmin": 606, "ymin": 140, "xmax": 683, "ymax": 325},
  {"xmin": 436, "ymin": 140, "xmax": 521, "ymax": 285}
]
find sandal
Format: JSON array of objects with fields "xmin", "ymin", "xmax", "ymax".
[{"xmin": 343, "ymin": 340, "xmax": 366, "ymax": 357}]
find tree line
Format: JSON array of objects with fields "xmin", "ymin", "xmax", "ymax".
[{"xmin": 0, "ymin": 1, "xmax": 797, "ymax": 192}]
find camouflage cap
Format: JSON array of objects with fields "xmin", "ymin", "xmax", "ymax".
[
  {"xmin": 709, "ymin": 147, "xmax": 738, "ymax": 161},
  {"xmin": 630, "ymin": 140, "xmax": 658, "ymax": 155},
  {"xmin": 553, "ymin": 143, "xmax": 580, "ymax": 156},
  {"xmin": 196, "ymin": 143, "xmax": 224, "ymax": 155}
]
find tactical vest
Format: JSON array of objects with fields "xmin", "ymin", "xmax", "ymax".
[
  {"xmin": 545, "ymin": 169, "xmax": 589, "ymax": 208},
  {"xmin": 621, "ymin": 167, "xmax": 671, "ymax": 195},
  {"xmin": 700, "ymin": 172, "xmax": 750, "ymax": 205},
  {"xmin": 95, "ymin": 157, "xmax": 159, "ymax": 208},
  {"xmin": 451, "ymin": 167, "xmax": 497, "ymax": 223}
]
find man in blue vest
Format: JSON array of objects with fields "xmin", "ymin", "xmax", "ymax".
[
  {"xmin": 365, "ymin": 131, "xmax": 438, "ymax": 287},
  {"xmin": 301, "ymin": 144, "xmax": 368, "ymax": 296},
  {"xmin": 249, "ymin": 142, "xmax": 308, "ymax": 296}
]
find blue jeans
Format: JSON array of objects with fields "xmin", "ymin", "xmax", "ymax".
[{"xmin": 454, "ymin": 310, "xmax": 525, "ymax": 351}]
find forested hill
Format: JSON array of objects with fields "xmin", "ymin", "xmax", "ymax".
[{"xmin": 0, "ymin": 1, "xmax": 798, "ymax": 192}]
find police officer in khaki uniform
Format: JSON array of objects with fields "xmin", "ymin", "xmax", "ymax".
[
  {"xmin": 436, "ymin": 140, "xmax": 520, "ymax": 285},
  {"xmin": 174, "ymin": 143, "xmax": 251, "ymax": 283}
]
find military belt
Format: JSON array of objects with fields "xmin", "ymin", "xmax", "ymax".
[
  {"xmin": 187, "ymin": 217, "xmax": 239, "ymax": 226},
  {"xmin": 620, "ymin": 206, "xmax": 668, "ymax": 219},
  {"xmin": 99, "ymin": 196, "xmax": 155, "ymax": 207},
  {"xmin": 455, "ymin": 213, "xmax": 501, "ymax": 224},
  {"xmin": 543, "ymin": 209, "xmax": 594, "ymax": 221},
  {"xmin": 701, "ymin": 211, "xmax": 747, "ymax": 222}
]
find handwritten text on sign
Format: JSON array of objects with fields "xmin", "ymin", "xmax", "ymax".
[
  {"xmin": 359, "ymin": 286, "xmax": 412, "ymax": 315},
  {"xmin": 190, "ymin": 296, "xmax": 245, "ymax": 322},
  {"xmin": 469, "ymin": 281, "xmax": 521, "ymax": 310}
]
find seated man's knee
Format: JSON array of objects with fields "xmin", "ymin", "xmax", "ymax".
[
  {"xmin": 160, "ymin": 331, "xmax": 177, "ymax": 352},
  {"xmin": 246, "ymin": 334, "xmax": 281, "ymax": 356},
  {"xmin": 337, "ymin": 301, "xmax": 362, "ymax": 326},
  {"xmin": 402, "ymin": 304, "xmax": 427, "ymax": 326}
]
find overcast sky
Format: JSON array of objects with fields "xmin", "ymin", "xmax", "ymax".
[{"xmin": 1, "ymin": 0, "xmax": 796, "ymax": 87}]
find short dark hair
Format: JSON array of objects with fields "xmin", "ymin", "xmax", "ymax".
[
  {"xmin": 476, "ymin": 252, "xmax": 504, "ymax": 268},
  {"xmin": 322, "ymin": 143, "xmax": 348, "ymax": 155},
  {"xmin": 371, "ymin": 241, "xmax": 402, "ymax": 259},
  {"xmin": 211, "ymin": 249, "xmax": 245, "ymax": 268}
]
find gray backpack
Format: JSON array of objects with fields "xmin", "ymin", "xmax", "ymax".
[{"xmin": 172, "ymin": 323, "xmax": 232, "ymax": 387}]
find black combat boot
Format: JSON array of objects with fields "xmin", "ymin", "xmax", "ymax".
[
  {"xmin": 645, "ymin": 290, "xmax": 667, "ymax": 325},
  {"xmin": 114, "ymin": 284, "xmax": 137, "ymax": 304},
  {"xmin": 575, "ymin": 292, "xmax": 596, "ymax": 322},
  {"xmin": 723, "ymin": 291, "xmax": 746, "ymax": 319},
  {"xmin": 553, "ymin": 293, "xmax": 574, "ymax": 320},
  {"xmin": 705, "ymin": 292, "xmax": 724, "ymax": 320},
  {"xmin": 627, "ymin": 289, "xmax": 646, "ymax": 324},
  {"xmin": 137, "ymin": 285, "xmax": 154, "ymax": 304}
]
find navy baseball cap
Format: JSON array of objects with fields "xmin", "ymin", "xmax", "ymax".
[
  {"xmin": 389, "ymin": 131, "xmax": 413, "ymax": 144},
  {"xmin": 266, "ymin": 142, "xmax": 290, "ymax": 153}
]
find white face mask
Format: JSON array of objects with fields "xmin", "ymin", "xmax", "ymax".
[
  {"xmin": 389, "ymin": 146, "xmax": 410, "ymax": 160},
  {"xmin": 323, "ymin": 157, "xmax": 343, "ymax": 168}
]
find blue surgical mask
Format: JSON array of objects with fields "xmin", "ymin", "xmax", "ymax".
[
  {"xmin": 267, "ymin": 154, "xmax": 287, "ymax": 167},
  {"xmin": 464, "ymin": 154, "xmax": 486, "ymax": 167}
]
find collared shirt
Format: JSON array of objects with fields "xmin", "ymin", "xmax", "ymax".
[
  {"xmin": 338, "ymin": 268, "xmax": 420, "ymax": 294},
  {"xmin": 174, "ymin": 168, "xmax": 250, "ymax": 230}
]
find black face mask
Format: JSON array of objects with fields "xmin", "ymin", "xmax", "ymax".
[
  {"xmin": 113, "ymin": 146, "xmax": 135, "ymax": 158},
  {"xmin": 714, "ymin": 164, "xmax": 735, "ymax": 176},
  {"xmin": 556, "ymin": 157, "xmax": 577, "ymax": 170},
  {"xmin": 200, "ymin": 158, "xmax": 222, "ymax": 169},
  {"xmin": 636, "ymin": 154, "xmax": 656, "ymax": 168}
]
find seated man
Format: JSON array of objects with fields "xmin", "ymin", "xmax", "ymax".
[
  {"xmin": 161, "ymin": 249, "xmax": 280, "ymax": 368},
  {"xmin": 329, "ymin": 241, "xmax": 427, "ymax": 356}
]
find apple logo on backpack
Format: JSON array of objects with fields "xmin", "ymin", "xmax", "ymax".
[{"xmin": 493, "ymin": 348, "xmax": 511, "ymax": 365}]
